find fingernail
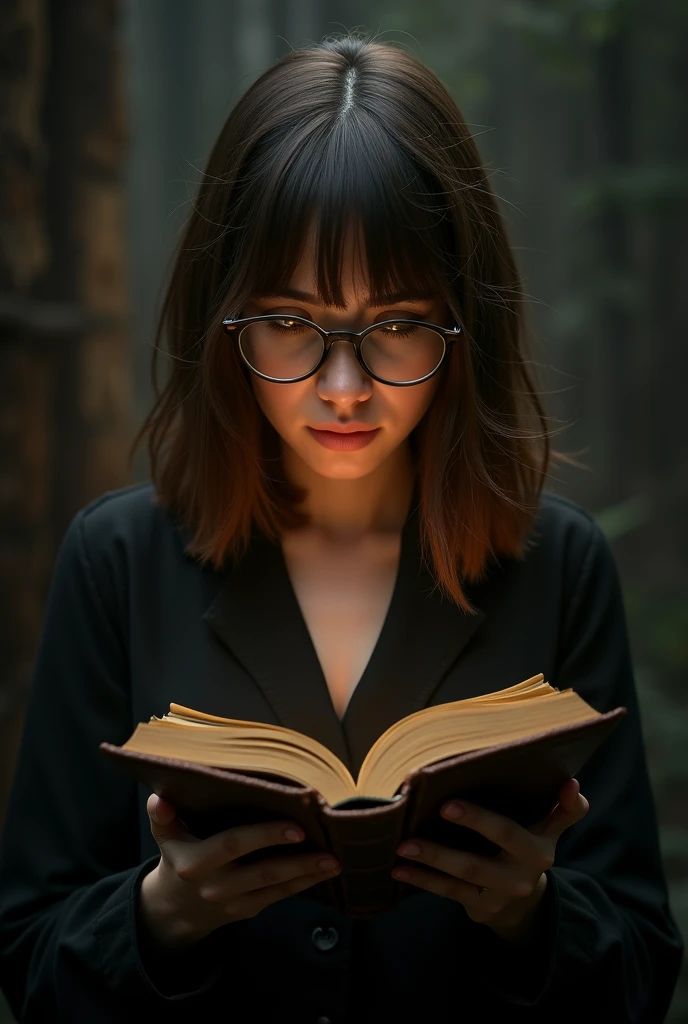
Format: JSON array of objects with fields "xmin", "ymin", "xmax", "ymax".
[
  {"xmin": 151, "ymin": 797, "xmax": 159, "ymax": 822},
  {"xmin": 318, "ymin": 856, "xmax": 338, "ymax": 871},
  {"xmin": 284, "ymin": 828, "xmax": 304, "ymax": 842},
  {"xmin": 398, "ymin": 842, "xmax": 420, "ymax": 856},
  {"xmin": 443, "ymin": 802, "xmax": 464, "ymax": 820}
]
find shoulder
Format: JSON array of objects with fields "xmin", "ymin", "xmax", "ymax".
[
  {"xmin": 535, "ymin": 487, "xmax": 596, "ymax": 535},
  {"xmin": 478, "ymin": 489, "xmax": 619, "ymax": 616},
  {"xmin": 63, "ymin": 481, "xmax": 194, "ymax": 597},
  {"xmin": 526, "ymin": 488, "xmax": 621, "ymax": 611},
  {"xmin": 76, "ymin": 480, "xmax": 173, "ymax": 552},
  {"xmin": 532, "ymin": 488, "xmax": 608, "ymax": 562}
]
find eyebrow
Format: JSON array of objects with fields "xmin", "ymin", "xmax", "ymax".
[{"xmin": 253, "ymin": 288, "xmax": 434, "ymax": 306}]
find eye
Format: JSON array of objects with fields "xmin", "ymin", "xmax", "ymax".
[
  {"xmin": 375, "ymin": 322, "xmax": 420, "ymax": 339},
  {"xmin": 266, "ymin": 318, "xmax": 309, "ymax": 334}
]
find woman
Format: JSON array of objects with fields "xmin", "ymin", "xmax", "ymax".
[{"xmin": 0, "ymin": 33, "xmax": 682, "ymax": 1024}]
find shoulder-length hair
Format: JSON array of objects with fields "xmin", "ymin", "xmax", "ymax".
[{"xmin": 130, "ymin": 33, "xmax": 571, "ymax": 615}]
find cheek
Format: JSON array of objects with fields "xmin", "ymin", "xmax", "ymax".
[
  {"xmin": 250, "ymin": 379, "xmax": 303, "ymax": 435},
  {"xmin": 389, "ymin": 377, "xmax": 441, "ymax": 429}
]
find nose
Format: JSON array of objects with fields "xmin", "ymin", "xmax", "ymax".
[{"xmin": 314, "ymin": 337, "xmax": 372, "ymax": 405}]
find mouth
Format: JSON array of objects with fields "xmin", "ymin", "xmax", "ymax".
[
  {"xmin": 309, "ymin": 423, "xmax": 377, "ymax": 433},
  {"xmin": 306, "ymin": 426, "xmax": 381, "ymax": 451}
]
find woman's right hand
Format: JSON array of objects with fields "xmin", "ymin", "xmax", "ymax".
[{"xmin": 138, "ymin": 793, "xmax": 341, "ymax": 951}]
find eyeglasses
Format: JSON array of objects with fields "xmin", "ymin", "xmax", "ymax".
[{"xmin": 221, "ymin": 314, "xmax": 462, "ymax": 386}]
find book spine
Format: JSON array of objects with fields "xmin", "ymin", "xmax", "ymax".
[
  {"xmin": 320, "ymin": 797, "xmax": 409, "ymax": 917},
  {"xmin": 401, "ymin": 769, "xmax": 428, "ymax": 838}
]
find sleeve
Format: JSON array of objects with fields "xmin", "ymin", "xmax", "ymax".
[
  {"xmin": 463, "ymin": 517, "xmax": 684, "ymax": 1022},
  {"xmin": 0, "ymin": 509, "xmax": 242, "ymax": 1022}
]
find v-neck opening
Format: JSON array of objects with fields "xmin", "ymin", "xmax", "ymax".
[
  {"xmin": 275, "ymin": 497, "xmax": 421, "ymax": 728},
  {"xmin": 203, "ymin": 485, "xmax": 486, "ymax": 780}
]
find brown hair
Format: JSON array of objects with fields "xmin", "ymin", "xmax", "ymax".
[{"xmin": 130, "ymin": 32, "xmax": 571, "ymax": 614}]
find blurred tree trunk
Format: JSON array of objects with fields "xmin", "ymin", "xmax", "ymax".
[
  {"xmin": 43, "ymin": 0, "xmax": 131, "ymax": 523},
  {"xmin": 0, "ymin": 0, "xmax": 50, "ymax": 835},
  {"xmin": 0, "ymin": 0, "xmax": 131, "ymax": 835}
]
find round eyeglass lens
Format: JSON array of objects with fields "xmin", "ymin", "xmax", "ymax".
[
  {"xmin": 361, "ymin": 324, "xmax": 446, "ymax": 383},
  {"xmin": 239, "ymin": 320, "xmax": 323, "ymax": 380},
  {"xmin": 238, "ymin": 319, "xmax": 446, "ymax": 383}
]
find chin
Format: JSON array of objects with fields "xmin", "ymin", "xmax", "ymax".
[
  {"xmin": 280, "ymin": 431, "xmax": 394, "ymax": 480},
  {"xmin": 310, "ymin": 456, "xmax": 379, "ymax": 480}
]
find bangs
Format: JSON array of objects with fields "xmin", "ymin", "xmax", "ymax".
[{"xmin": 231, "ymin": 115, "xmax": 460, "ymax": 311}]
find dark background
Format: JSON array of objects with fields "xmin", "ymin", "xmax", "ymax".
[{"xmin": 1, "ymin": 0, "xmax": 686, "ymax": 1019}]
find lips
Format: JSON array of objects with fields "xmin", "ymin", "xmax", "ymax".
[
  {"xmin": 310, "ymin": 426, "xmax": 377, "ymax": 433},
  {"xmin": 307, "ymin": 426, "xmax": 381, "ymax": 450}
]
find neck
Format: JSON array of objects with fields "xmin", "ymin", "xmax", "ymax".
[{"xmin": 281, "ymin": 441, "xmax": 417, "ymax": 543}]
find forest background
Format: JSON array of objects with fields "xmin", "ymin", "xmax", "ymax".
[{"xmin": 0, "ymin": 0, "xmax": 686, "ymax": 1019}]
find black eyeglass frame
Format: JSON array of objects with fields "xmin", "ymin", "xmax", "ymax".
[{"xmin": 221, "ymin": 314, "xmax": 463, "ymax": 387}]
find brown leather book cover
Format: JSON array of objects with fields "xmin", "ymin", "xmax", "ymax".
[{"xmin": 100, "ymin": 705, "xmax": 626, "ymax": 919}]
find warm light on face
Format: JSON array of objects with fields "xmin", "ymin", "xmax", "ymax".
[{"xmin": 243, "ymin": 227, "xmax": 451, "ymax": 483}]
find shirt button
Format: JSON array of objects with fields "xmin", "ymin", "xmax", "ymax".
[{"xmin": 311, "ymin": 925, "xmax": 339, "ymax": 951}]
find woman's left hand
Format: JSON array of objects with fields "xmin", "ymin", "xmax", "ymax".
[{"xmin": 391, "ymin": 778, "xmax": 589, "ymax": 940}]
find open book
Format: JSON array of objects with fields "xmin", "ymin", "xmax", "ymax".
[
  {"xmin": 110, "ymin": 674, "xmax": 613, "ymax": 804},
  {"xmin": 101, "ymin": 673, "xmax": 626, "ymax": 917}
]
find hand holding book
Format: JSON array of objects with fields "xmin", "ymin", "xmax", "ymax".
[
  {"xmin": 391, "ymin": 776, "xmax": 589, "ymax": 944},
  {"xmin": 137, "ymin": 792, "xmax": 342, "ymax": 953},
  {"xmin": 103, "ymin": 673, "xmax": 626, "ymax": 918}
]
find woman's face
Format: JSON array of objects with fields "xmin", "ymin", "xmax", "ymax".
[{"xmin": 242, "ymin": 228, "xmax": 452, "ymax": 484}]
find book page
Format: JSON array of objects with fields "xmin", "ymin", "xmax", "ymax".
[
  {"xmin": 125, "ymin": 718, "xmax": 358, "ymax": 804},
  {"xmin": 357, "ymin": 685, "xmax": 600, "ymax": 797}
]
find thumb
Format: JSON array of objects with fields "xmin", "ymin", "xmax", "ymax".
[
  {"xmin": 146, "ymin": 793, "xmax": 190, "ymax": 843},
  {"xmin": 149, "ymin": 794, "xmax": 175, "ymax": 824},
  {"xmin": 533, "ymin": 779, "xmax": 589, "ymax": 839}
]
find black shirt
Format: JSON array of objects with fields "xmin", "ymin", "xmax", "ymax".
[{"xmin": 0, "ymin": 482, "xmax": 682, "ymax": 1023}]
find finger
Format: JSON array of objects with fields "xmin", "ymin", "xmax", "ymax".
[
  {"xmin": 391, "ymin": 863, "xmax": 504, "ymax": 916},
  {"xmin": 558, "ymin": 778, "xmax": 581, "ymax": 809},
  {"xmin": 395, "ymin": 840, "xmax": 532, "ymax": 899},
  {"xmin": 147, "ymin": 793, "xmax": 194, "ymax": 845},
  {"xmin": 149, "ymin": 794, "xmax": 175, "ymax": 824},
  {"xmin": 534, "ymin": 790, "xmax": 589, "ymax": 840},
  {"xmin": 201, "ymin": 850, "xmax": 340, "ymax": 902},
  {"xmin": 176, "ymin": 820, "xmax": 306, "ymax": 880},
  {"xmin": 232, "ymin": 865, "xmax": 340, "ymax": 920},
  {"xmin": 440, "ymin": 799, "xmax": 540, "ymax": 865}
]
